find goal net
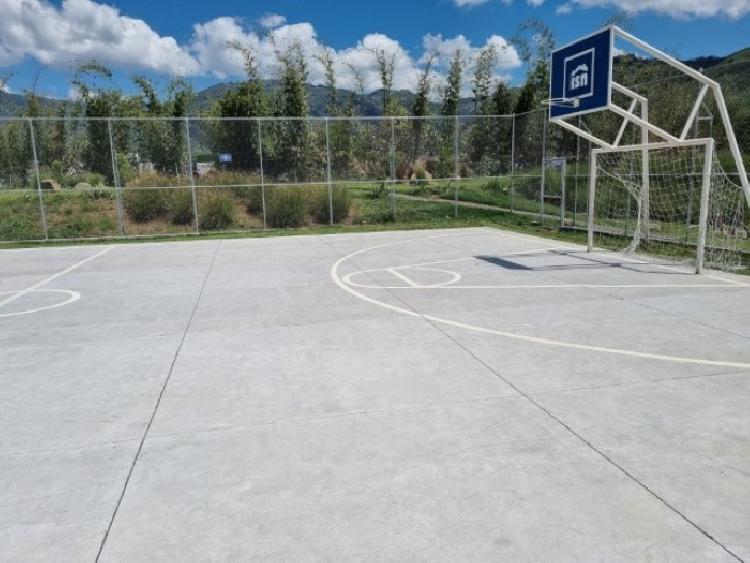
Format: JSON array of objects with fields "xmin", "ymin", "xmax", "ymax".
[{"xmin": 589, "ymin": 142, "xmax": 748, "ymax": 271}]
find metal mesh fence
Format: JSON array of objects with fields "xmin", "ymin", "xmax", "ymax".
[{"xmin": 0, "ymin": 104, "xmax": 745, "ymax": 244}]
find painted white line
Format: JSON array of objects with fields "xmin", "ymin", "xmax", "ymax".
[
  {"xmin": 0, "ymin": 246, "xmax": 113, "ymax": 310},
  {"xmin": 407, "ymin": 267, "xmax": 463, "ymax": 288},
  {"xmin": 331, "ymin": 232, "xmax": 750, "ymax": 370},
  {"xmin": 387, "ymin": 268, "xmax": 419, "ymax": 288},
  {"xmin": 0, "ymin": 289, "xmax": 81, "ymax": 318},
  {"xmin": 345, "ymin": 282, "xmax": 746, "ymax": 290}
]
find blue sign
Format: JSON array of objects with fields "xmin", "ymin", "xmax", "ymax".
[
  {"xmin": 218, "ymin": 153, "xmax": 232, "ymax": 163},
  {"xmin": 549, "ymin": 28, "xmax": 612, "ymax": 119}
]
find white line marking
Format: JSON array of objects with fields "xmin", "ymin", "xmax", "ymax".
[
  {"xmin": 387, "ymin": 268, "xmax": 419, "ymax": 287},
  {"xmin": 344, "ymin": 282, "xmax": 746, "ymax": 290},
  {"xmin": 330, "ymin": 232, "xmax": 750, "ymax": 370},
  {"xmin": 0, "ymin": 289, "xmax": 81, "ymax": 318},
  {"xmin": 0, "ymin": 246, "xmax": 113, "ymax": 310}
]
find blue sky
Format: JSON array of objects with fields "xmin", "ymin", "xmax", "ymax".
[{"xmin": 1, "ymin": 0, "xmax": 749, "ymax": 99}]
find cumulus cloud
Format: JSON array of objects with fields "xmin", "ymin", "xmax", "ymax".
[
  {"xmin": 0, "ymin": 0, "xmax": 200, "ymax": 74},
  {"xmin": 560, "ymin": 0, "xmax": 750, "ymax": 18},
  {"xmin": 0, "ymin": 0, "xmax": 523, "ymax": 94},
  {"xmin": 259, "ymin": 13, "xmax": 287, "ymax": 28}
]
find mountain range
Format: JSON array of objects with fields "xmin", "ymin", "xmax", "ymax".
[{"xmin": 1, "ymin": 47, "xmax": 747, "ymax": 118}]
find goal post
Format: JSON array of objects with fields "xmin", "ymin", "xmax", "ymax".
[
  {"xmin": 549, "ymin": 25, "xmax": 748, "ymax": 273},
  {"xmin": 587, "ymin": 138, "xmax": 745, "ymax": 273}
]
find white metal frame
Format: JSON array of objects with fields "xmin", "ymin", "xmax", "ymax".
[
  {"xmin": 587, "ymin": 138, "xmax": 715, "ymax": 274},
  {"xmin": 549, "ymin": 26, "xmax": 750, "ymax": 205},
  {"xmin": 551, "ymin": 26, "xmax": 749, "ymax": 274}
]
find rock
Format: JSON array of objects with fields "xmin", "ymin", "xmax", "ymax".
[
  {"xmin": 73, "ymin": 182, "xmax": 93, "ymax": 190},
  {"xmin": 41, "ymin": 179, "xmax": 61, "ymax": 191}
]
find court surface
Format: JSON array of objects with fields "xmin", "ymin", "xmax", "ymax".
[{"xmin": 2, "ymin": 227, "xmax": 749, "ymax": 562}]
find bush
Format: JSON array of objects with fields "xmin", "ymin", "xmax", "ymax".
[
  {"xmin": 266, "ymin": 187, "xmax": 308, "ymax": 228},
  {"xmin": 166, "ymin": 190, "xmax": 195, "ymax": 226},
  {"xmin": 124, "ymin": 188, "xmax": 167, "ymax": 223},
  {"xmin": 243, "ymin": 186, "xmax": 264, "ymax": 215},
  {"xmin": 309, "ymin": 186, "xmax": 351, "ymax": 224},
  {"xmin": 414, "ymin": 164, "xmax": 428, "ymax": 183},
  {"xmin": 482, "ymin": 178, "xmax": 508, "ymax": 196},
  {"xmin": 116, "ymin": 153, "xmax": 135, "ymax": 185},
  {"xmin": 199, "ymin": 193, "xmax": 234, "ymax": 231},
  {"xmin": 368, "ymin": 183, "xmax": 389, "ymax": 199}
]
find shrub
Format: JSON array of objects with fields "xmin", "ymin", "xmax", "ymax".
[
  {"xmin": 368, "ymin": 183, "xmax": 389, "ymax": 199},
  {"xmin": 166, "ymin": 190, "xmax": 195, "ymax": 226},
  {"xmin": 309, "ymin": 186, "xmax": 351, "ymax": 224},
  {"xmin": 266, "ymin": 187, "xmax": 308, "ymax": 228},
  {"xmin": 482, "ymin": 178, "xmax": 507, "ymax": 196},
  {"xmin": 116, "ymin": 153, "xmax": 136, "ymax": 185},
  {"xmin": 124, "ymin": 188, "xmax": 167, "ymax": 223},
  {"xmin": 199, "ymin": 193, "xmax": 234, "ymax": 231},
  {"xmin": 414, "ymin": 164, "xmax": 428, "ymax": 184}
]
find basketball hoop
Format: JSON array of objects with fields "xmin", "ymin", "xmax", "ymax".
[{"xmin": 542, "ymin": 97, "xmax": 581, "ymax": 109}]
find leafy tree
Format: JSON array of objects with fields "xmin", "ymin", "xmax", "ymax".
[
  {"xmin": 371, "ymin": 47, "xmax": 396, "ymax": 115},
  {"xmin": 132, "ymin": 76, "xmax": 192, "ymax": 174},
  {"xmin": 472, "ymin": 45, "xmax": 497, "ymax": 114},
  {"xmin": 71, "ymin": 61, "xmax": 123, "ymax": 182},
  {"xmin": 212, "ymin": 40, "xmax": 267, "ymax": 171},
  {"xmin": 442, "ymin": 50, "xmax": 463, "ymax": 116},
  {"xmin": 273, "ymin": 41, "xmax": 315, "ymax": 181},
  {"xmin": 315, "ymin": 46, "xmax": 338, "ymax": 114},
  {"xmin": 411, "ymin": 56, "xmax": 433, "ymax": 160},
  {"xmin": 345, "ymin": 62, "xmax": 367, "ymax": 113}
]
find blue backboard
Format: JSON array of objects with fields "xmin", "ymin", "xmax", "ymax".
[{"xmin": 549, "ymin": 28, "xmax": 613, "ymax": 120}]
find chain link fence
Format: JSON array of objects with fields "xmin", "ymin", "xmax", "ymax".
[{"xmin": 0, "ymin": 100, "xmax": 745, "ymax": 243}]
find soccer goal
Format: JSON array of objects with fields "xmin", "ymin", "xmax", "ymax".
[{"xmin": 547, "ymin": 26, "xmax": 749, "ymax": 273}]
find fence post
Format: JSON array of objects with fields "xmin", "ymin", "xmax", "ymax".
[
  {"xmin": 388, "ymin": 117, "xmax": 397, "ymax": 217},
  {"xmin": 257, "ymin": 120, "xmax": 267, "ymax": 229},
  {"xmin": 184, "ymin": 117, "xmax": 199, "ymax": 233},
  {"xmin": 539, "ymin": 113, "xmax": 548, "ymax": 225},
  {"xmin": 325, "ymin": 117, "xmax": 334, "ymax": 226},
  {"xmin": 573, "ymin": 115, "xmax": 582, "ymax": 227},
  {"xmin": 510, "ymin": 114, "xmax": 516, "ymax": 213},
  {"xmin": 27, "ymin": 119, "xmax": 48, "ymax": 240},
  {"xmin": 453, "ymin": 115, "xmax": 460, "ymax": 218},
  {"xmin": 695, "ymin": 140, "xmax": 714, "ymax": 275},
  {"xmin": 107, "ymin": 119, "xmax": 125, "ymax": 236}
]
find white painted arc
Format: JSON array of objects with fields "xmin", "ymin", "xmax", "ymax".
[
  {"xmin": 0, "ymin": 246, "xmax": 113, "ymax": 310},
  {"xmin": 330, "ymin": 232, "xmax": 750, "ymax": 370},
  {"xmin": 0, "ymin": 289, "xmax": 81, "ymax": 318}
]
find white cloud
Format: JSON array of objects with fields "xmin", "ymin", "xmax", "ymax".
[
  {"xmin": 259, "ymin": 13, "xmax": 287, "ymax": 28},
  {"xmin": 453, "ymin": 0, "xmax": 491, "ymax": 5},
  {"xmin": 0, "ymin": 0, "xmax": 523, "ymax": 95},
  {"xmin": 0, "ymin": 0, "xmax": 200, "ymax": 74},
  {"xmin": 559, "ymin": 0, "xmax": 750, "ymax": 18},
  {"xmin": 420, "ymin": 33, "xmax": 521, "ymax": 95}
]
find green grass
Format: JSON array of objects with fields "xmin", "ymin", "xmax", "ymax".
[{"xmin": 1, "ymin": 181, "xmax": 746, "ymax": 275}]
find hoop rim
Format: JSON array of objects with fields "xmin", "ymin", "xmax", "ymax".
[{"xmin": 542, "ymin": 97, "xmax": 581, "ymax": 108}]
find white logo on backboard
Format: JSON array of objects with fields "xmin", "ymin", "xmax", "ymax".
[{"xmin": 569, "ymin": 64, "xmax": 589, "ymax": 91}]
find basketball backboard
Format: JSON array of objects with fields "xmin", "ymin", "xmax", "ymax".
[{"xmin": 549, "ymin": 28, "xmax": 613, "ymax": 120}]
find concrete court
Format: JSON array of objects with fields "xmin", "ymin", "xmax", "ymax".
[{"xmin": 1, "ymin": 226, "xmax": 749, "ymax": 562}]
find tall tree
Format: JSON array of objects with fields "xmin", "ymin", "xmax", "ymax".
[
  {"xmin": 274, "ymin": 40, "xmax": 313, "ymax": 181},
  {"xmin": 370, "ymin": 47, "xmax": 396, "ymax": 115},
  {"xmin": 71, "ymin": 61, "xmax": 122, "ymax": 182},
  {"xmin": 472, "ymin": 45, "xmax": 497, "ymax": 114},
  {"xmin": 315, "ymin": 46, "xmax": 338, "ymax": 114},
  {"xmin": 411, "ymin": 55, "xmax": 433, "ymax": 159},
  {"xmin": 212, "ymin": 40, "xmax": 267, "ymax": 170},
  {"xmin": 442, "ymin": 50, "xmax": 463, "ymax": 116},
  {"xmin": 345, "ymin": 62, "xmax": 367, "ymax": 113}
]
